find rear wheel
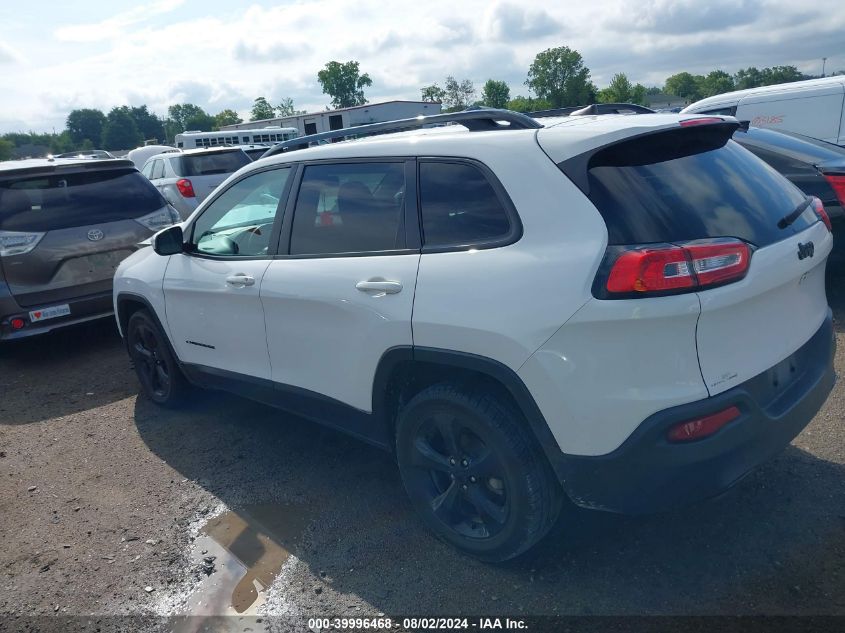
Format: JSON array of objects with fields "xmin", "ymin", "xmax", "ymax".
[
  {"xmin": 127, "ymin": 310, "xmax": 189, "ymax": 407},
  {"xmin": 396, "ymin": 383, "xmax": 562, "ymax": 562}
]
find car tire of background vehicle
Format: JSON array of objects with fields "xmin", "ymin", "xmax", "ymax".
[
  {"xmin": 127, "ymin": 310, "xmax": 190, "ymax": 408},
  {"xmin": 396, "ymin": 383, "xmax": 562, "ymax": 562}
]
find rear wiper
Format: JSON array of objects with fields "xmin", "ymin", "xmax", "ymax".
[{"xmin": 777, "ymin": 197, "xmax": 812, "ymax": 230}]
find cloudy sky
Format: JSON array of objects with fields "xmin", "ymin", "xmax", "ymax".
[{"xmin": 1, "ymin": 0, "xmax": 843, "ymax": 133}]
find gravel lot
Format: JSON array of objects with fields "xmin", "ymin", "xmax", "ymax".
[{"xmin": 1, "ymin": 269, "xmax": 844, "ymax": 631}]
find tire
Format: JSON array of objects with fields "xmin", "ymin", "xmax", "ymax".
[
  {"xmin": 126, "ymin": 310, "xmax": 190, "ymax": 407},
  {"xmin": 396, "ymin": 383, "xmax": 562, "ymax": 562}
]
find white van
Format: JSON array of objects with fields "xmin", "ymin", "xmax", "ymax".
[
  {"xmin": 127, "ymin": 145, "xmax": 180, "ymax": 170},
  {"xmin": 682, "ymin": 76, "xmax": 845, "ymax": 145}
]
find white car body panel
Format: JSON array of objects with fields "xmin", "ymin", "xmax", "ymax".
[
  {"xmin": 518, "ymin": 294, "xmax": 706, "ymax": 456},
  {"xmin": 412, "ymin": 138, "xmax": 607, "ymax": 371},
  {"xmin": 260, "ymin": 254, "xmax": 419, "ymax": 412},
  {"xmin": 695, "ymin": 221, "xmax": 832, "ymax": 395},
  {"xmin": 163, "ymin": 254, "xmax": 273, "ymax": 379},
  {"xmin": 682, "ymin": 76, "xmax": 845, "ymax": 145},
  {"xmin": 113, "ymin": 245, "xmax": 169, "ymax": 339}
]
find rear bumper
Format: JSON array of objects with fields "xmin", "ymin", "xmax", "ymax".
[
  {"xmin": 0, "ymin": 289, "xmax": 114, "ymax": 341},
  {"xmin": 559, "ymin": 310, "xmax": 836, "ymax": 514}
]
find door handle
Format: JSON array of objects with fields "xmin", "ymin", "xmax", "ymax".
[
  {"xmin": 226, "ymin": 274, "xmax": 255, "ymax": 287},
  {"xmin": 355, "ymin": 280, "xmax": 403, "ymax": 294}
]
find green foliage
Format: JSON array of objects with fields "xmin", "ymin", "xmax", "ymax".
[
  {"xmin": 734, "ymin": 65, "xmax": 804, "ymax": 90},
  {"xmin": 317, "ymin": 61, "xmax": 372, "ymax": 109},
  {"xmin": 0, "ymin": 138, "xmax": 13, "ymax": 161},
  {"xmin": 505, "ymin": 95, "xmax": 552, "ymax": 113},
  {"xmin": 420, "ymin": 84, "xmax": 446, "ymax": 103},
  {"xmin": 276, "ymin": 98, "xmax": 305, "ymax": 117},
  {"xmin": 481, "ymin": 80, "xmax": 510, "ymax": 109},
  {"xmin": 250, "ymin": 97, "xmax": 275, "ymax": 121},
  {"xmin": 526, "ymin": 46, "xmax": 595, "ymax": 107},
  {"xmin": 102, "ymin": 107, "xmax": 143, "ymax": 150},
  {"xmin": 697, "ymin": 70, "xmax": 734, "ymax": 98},
  {"xmin": 597, "ymin": 73, "xmax": 647, "ymax": 104},
  {"xmin": 443, "ymin": 76, "xmax": 476, "ymax": 110},
  {"xmin": 664, "ymin": 72, "xmax": 702, "ymax": 101},
  {"xmin": 66, "ymin": 108, "xmax": 106, "ymax": 147},
  {"xmin": 645, "ymin": 85, "xmax": 663, "ymax": 95},
  {"xmin": 214, "ymin": 109, "xmax": 242, "ymax": 130},
  {"xmin": 129, "ymin": 105, "xmax": 165, "ymax": 143},
  {"xmin": 167, "ymin": 103, "xmax": 214, "ymax": 139}
]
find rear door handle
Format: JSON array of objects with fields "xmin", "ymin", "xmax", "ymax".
[
  {"xmin": 355, "ymin": 280, "xmax": 403, "ymax": 294},
  {"xmin": 226, "ymin": 274, "xmax": 255, "ymax": 287}
]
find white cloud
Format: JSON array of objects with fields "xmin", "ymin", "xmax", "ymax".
[{"xmin": 2, "ymin": 0, "xmax": 843, "ymax": 133}]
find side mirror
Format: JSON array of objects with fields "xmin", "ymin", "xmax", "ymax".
[{"xmin": 152, "ymin": 225, "xmax": 184, "ymax": 256}]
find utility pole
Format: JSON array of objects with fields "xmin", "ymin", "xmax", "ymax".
[{"xmin": 822, "ymin": 57, "xmax": 827, "ymax": 77}]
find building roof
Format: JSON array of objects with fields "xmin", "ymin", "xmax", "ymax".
[{"xmin": 222, "ymin": 100, "xmax": 441, "ymax": 130}]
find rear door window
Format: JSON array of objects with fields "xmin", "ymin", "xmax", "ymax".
[
  {"xmin": 418, "ymin": 161, "xmax": 513, "ymax": 248},
  {"xmin": 0, "ymin": 168, "xmax": 166, "ymax": 231},
  {"xmin": 289, "ymin": 162, "xmax": 406, "ymax": 255},
  {"xmin": 582, "ymin": 126, "xmax": 814, "ymax": 247},
  {"xmin": 177, "ymin": 151, "xmax": 250, "ymax": 177}
]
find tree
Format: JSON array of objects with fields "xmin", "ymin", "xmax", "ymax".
[
  {"xmin": 734, "ymin": 67, "xmax": 764, "ymax": 90},
  {"xmin": 697, "ymin": 70, "xmax": 734, "ymax": 98},
  {"xmin": 505, "ymin": 95, "xmax": 552, "ymax": 113},
  {"xmin": 420, "ymin": 84, "xmax": 446, "ymax": 103},
  {"xmin": 102, "ymin": 107, "xmax": 143, "ymax": 150},
  {"xmin": 166, "ymin": 103, "xmax": 214, "ymax": 137},
  {"xmin": 443, "ymin": 76, "xmax": 476, "ymax": 111},
  {"xmin": 275, "ymin": 98, "xmax": 305, "ymax": 117},
  {"xmin": 664, "ymin": 72, "xmax": 702, "ymax": 101},
  {"xmin": 630, "ymin": 83, "xmax": 647, "ymax": 106},
  {"xmin": 762, "ymin": 65, "xmax": 804, "ymax": 85},
  {"xmin": 597, "ymin": 73, "xmax": 633, "ymax": 103},
  {"xmin": 129, "ymin": 106, "xmax": 165, "ymax": 143},
  {"xmin": 526, "ymin": 46, "xmax": 595, "ymax": 108},
  {"xmin": 214, "ymin": 109, "xmax": 242, "ymax": 129},
  {"xmin": 481, "ymin": 80, "xmax": 510, "ymax": 109},
  {"xmin": 0, "ymin": 138, "xmax": 13, "ymax": 161},
  {"xmin": 250, "ymin": 97, "xmax": 276, "ymax": 121},
  {"xmin": 317, "ymin": 60, "xmax": 372, "ymax": 109},
  {"xmin": 66, "ymin": 108, "xmax": 106, "ymax": 147}
]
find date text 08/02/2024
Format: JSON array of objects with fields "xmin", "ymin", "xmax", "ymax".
[{"xmin": 307, "ymin": 617, "xmax": 529, "ymax": 630}]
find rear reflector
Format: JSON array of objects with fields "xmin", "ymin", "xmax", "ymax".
[
  {"xmin": 823, "ymin": 173, "xmax": 845, "ymax": 208},
  {"xmin": 176, "ymin": 178, "xmax": 195, "ymax": 198},
  {"xmin": 10, "ymin": 317, "xmax": 26, "ymax": 330},
  {"xmin": 811, "ymin": 196, "xmax": 832, "ymax": 232},
  {"xmin": 667, "ymin": 406, "xmax": 741, "ymax": 442},
  {"xmin": 606, "ymin": 239, "xmax": 750, "ymax": 296},
  {"xmin": 679, "ymin": 117, "xmax": 724, "ymax": 127}
]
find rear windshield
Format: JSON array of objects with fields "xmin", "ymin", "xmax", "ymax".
[
  {"xmin": 176, "ymin": 151, "xmax": 250, "ymax": 176},
  {"xmin": 581, "ymin": 125, "xmax": 814, "ymax": 247},
  {"xmin": 0, "ymin": 168, "xmax": 165, "ymax": 232}
]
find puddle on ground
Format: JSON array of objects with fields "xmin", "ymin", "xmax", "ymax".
[{"xmin": 171, "ymin": 502, "xmax": 314, "ymax": 632}]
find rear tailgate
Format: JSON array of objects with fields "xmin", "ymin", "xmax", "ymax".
[
  {"xmin": 552, "ymin": 118, "xmax": 834, "ymax": 400},
  {"xmin": 697, "ymin": 220, "xmax": 832, "ymax": 395}
]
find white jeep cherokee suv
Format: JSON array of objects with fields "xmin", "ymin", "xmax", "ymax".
[{"xmin": 114, "ymin": 110, "xmax": 836, "ymax": 562}]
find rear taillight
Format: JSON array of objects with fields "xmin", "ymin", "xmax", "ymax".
[
  {"xmin": 667, "ymin": 406, "xmax": 741, "ymax": 442},
  {"xmin": 811, "ymin": 196, "xmax": 833, "ymax": 232},
  {"xmin": 176, "ymin": 178, "xmax": 195, "ymax": 198},
  {"xmin": 0, "ymin": 231, "xmax": 45, "ymax": 257},
  {"xmin": 822, "ymin": 173, "xmax": 845, "ymax": 207},
  {"xmin": 603, "ymin": 239, "xmax": 750, "ymax": 297}
]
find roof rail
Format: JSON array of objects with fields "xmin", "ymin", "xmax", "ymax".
[{"xmin": 261, "ymin": 108, "xmax": 542, "ymax": 158}]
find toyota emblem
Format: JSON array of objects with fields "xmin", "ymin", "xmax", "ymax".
[{"xmin": 87, "ymin": 229, "xmax": 104, "ymax": 241}]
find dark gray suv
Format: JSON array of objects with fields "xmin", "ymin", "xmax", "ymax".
[{"xmin": 0, "ymin": 158, "xmax": 178, "ymax": 341}]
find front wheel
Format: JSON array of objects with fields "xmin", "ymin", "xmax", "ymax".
[
  {"xmin": 396, "ymin": 383, "xmax": 562, "ymax": 562},
  {"xmin": 127, "ymin": 310, "xmax": 189, "ymax": 407}
]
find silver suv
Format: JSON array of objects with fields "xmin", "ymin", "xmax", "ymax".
[
  {"xmin": 141, "ymin": 147, "xmax": 250, "ymax": 219},
  {"xmin": 0, "ymin": 158, "xmax": 178, "ymax": 341}
]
